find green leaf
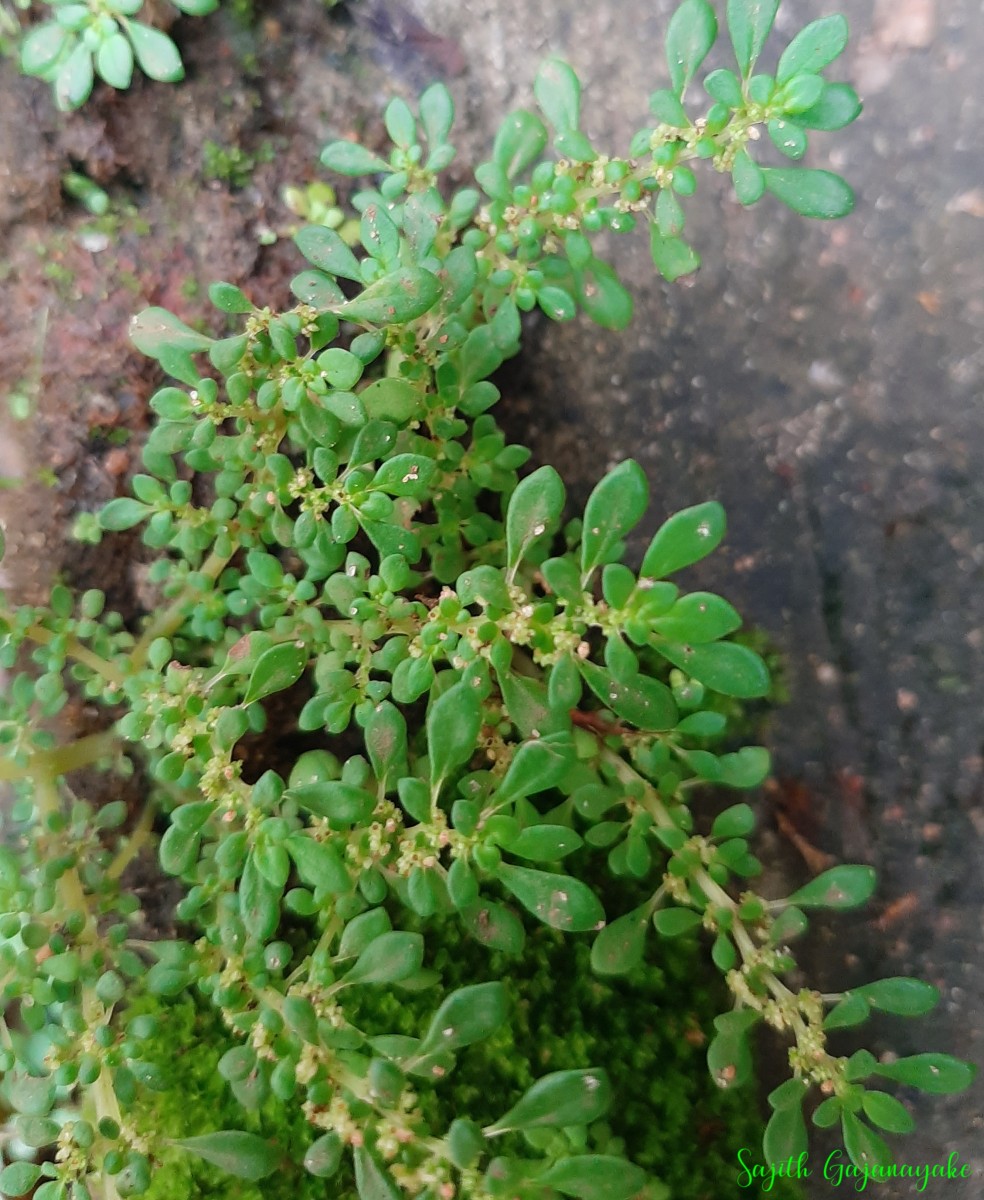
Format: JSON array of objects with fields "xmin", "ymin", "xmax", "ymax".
[
  {"xmin": 460, "ymin": 900, "xmax": 526, "ymax": 955},
  {"xmin": 787, "ymin": 865, "xmax": 876, "ymax": 910},
  {"xmin": 303, "ymin": 1132, "xmax": 344, "ymax": 1178},
  {"xmin": 716, "ymin": 746, "xmax": 771, "ymax": 788},
  {"xmin": 99, "ymin": 497, "xmax": 152, "ymax": 531},
  {"xmin": 762, "ymin": 167, "xmax": 854, "ymax": 219},
  {"xmin": 666, "ymin": 0, "xmax": 718, "ymax": 96},
  {"xmin": 732, "ymin": 148, "xmax": 765, "ymax": 205},
  {"xmin": 852, "ymin": 977, "xmax": 939, "ymax": 1018},
  {"xmin": 239, "ymin": 852, "xmax": 281, "ymax": 940},
  {"xmin": 539, "ymin": 1156, "xmax": 648, "ymax": 1200},
  {"xmin": 384, "ymin": 97, "xmax": 416, "ymax": 149},
  {"xmin": 652, "ymin": 907, "xmax": 701, "ymax": 937},
  {"xmin": 704, "ymin": 67, "xmax": 743, "ymax": 107},
  {"xmin": 498, "ymin": 864, "xmax": 604, "ymax": 932},
  {"xmin": 428, "ymin": 682, "xmax": 482, "ymax": 791},
  {"xmin": 173, "ymin": 1132, "xmax": 279, "ymax": 1181},
  {"xmin": 0, "ymin": 1163, "xmax": 42, "ymax": 1197},
  {"xmin": 338, "ymin": 268, "xmax": 441, "ymax": 325},
  {"xmin": 365, "ymin": 702, "xmax": 408, "ymax": 792},
  {"xmin": 590, "ymin": 904, "xmax": 650, "ymax": 975},
  {"xmin": 641, "ymin": 501, "xmax": 726, "ymax": 579},
  {"xmin": 711, "ymin": 803, "xmax": 756, "ymax": 839},
  {"xmin": 861, "ymin": 1091, "xmax": 914, "ymax": 1134},
  {"xmin": 726, "ymin": 0, "xmax": 779, "ymax": 76},
  {"xmin": 489, "ymin": 1069, "xmax": 611, "ymax": 1133},
  {"xmin": 649, "ymin": 88, "xmax": 689, "ymax": 126},
  {"xmin": 533, "ymin": 58, "xmax": 581, "ymax": 131},
  {"xmin": 95, "ymin": 33, "xmax": 133, "ymax": 89},
  {"xmin": 573, "ymin": 259, "xmax": 634, "ymax": 331},
  {"xmin": 796, "ymin": 82, "xmax": 862, "ymax": 131},
  {"xmin": 823, "ymin": 992, "xmax": 871, "ymax": 1031},
  {"xmin": 294, "ymin": 225, "xmax": 363, "ymax": 282},
  {"xmin": 130, "ymin": 307, "xmax": 213, "ymax": 357},
  {"xmin": 652, "ymin": 592, "xmax": 741, "ymax": 643},
  {"xmin": 581, "ymin": 460, "xmax": 649, "ymax": 579},
  {"xmin": 763, "ymin": 1099, "xmax": 807, "ymax": 1163},
  {"xmin": 506, "ymin": 825, "xmax": 583, "ymax": 862},
  {"xmin": 343, "ymin": 931, "xmax": 424, "ymax": 985},
  {"xmin": 872, "ymin": 1053, "xmax": 976, "ymax": 1095},
  {"xmin": 353, "ymin": 1146, "xmax": 401, "ymax": 1200},
  {"xmin": 419, "ymin": 82, "xmax": 454, "ymax": 146},
  {"xmin": 505, "ymin": 466, "xmax": 565, "ymax": 576},
  {"xmin": 579, "ymin": 660, "xmax": 678, "ymax": 730},
  {"xmin": 706, "ymin": 1027, "xmax": 753, "ymax": 1088},
  {"xmin": 776, "ymin": 14, "xmax": 849, "ymax": 83},
  {"xmin": 840, "ymin": 1111, "xmax": 892, "ymax": 1171},
  {"xmin": 499, "ymin": 734, "xmax": 576, "ymax": 800},
  {"xmin": 650, "ymin": 229, "xmax": 701, "ymax": 281},
  {"xmin": 320, "ymin": 141, "xmax": 390, "ymax": 176},
  {"xmin": 537, "ymin": 285, "xmax": 577, "ymax": 322},
  {"xmin": 243, "ymin": 642, "xmax": 308, "ymax": 704},
  {"xmin": 127, "ymin": 21, "xmax": 184, "ymax": 82},
  {"xmin": 288, "ymin": 782, "xmax": 374, "ymax": 825},
  {"xmin": 55, "ymin": 42, "xmax": 94, "ymax": 110},
  {"xmin": 372, "ymin": 454, "xmax": 437, "ymax": 498},
  {"xmin": 419, "ymin": 982, "xmax": 509, "ymax": 1055},
  {"xmin": 360, "ymin": 378, "xmax": 421, "ymax": 423},
  {"xmin": 360, "ymin": 202, "xmax": 400, "ymax": 267},
  {"xmin": 493, "ymin": 110, "xmax": 548, "ymax": 179},
  {"xmin": 20, "ymin": 23, "xmax": 68, "ymax": 76},
  {"xmin": 654, "ymin": 641, "xmax": 770, "ymax": 699}
]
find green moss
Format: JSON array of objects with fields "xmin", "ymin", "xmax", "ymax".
[{"xmin": 136, "ymin": 919, "xmax": 799, "ymax": 1200}]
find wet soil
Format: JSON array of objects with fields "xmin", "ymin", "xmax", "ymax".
[{"xmin": 1, "ymin": 0, "xmax": 982, "ymax": 1194}]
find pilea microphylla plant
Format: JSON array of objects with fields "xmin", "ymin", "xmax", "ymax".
[
  {"xmin": 0, "ymin": 2, "xmax": 975, "ymax": 1198},
  {"xmin": 15, "ymin": 0, "xmax": 217, "ymax": 111}
]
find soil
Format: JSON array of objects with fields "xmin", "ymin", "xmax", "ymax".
[{"xmin": 1, "ymin": 0, "xmax": 982, "ymax": 1195}]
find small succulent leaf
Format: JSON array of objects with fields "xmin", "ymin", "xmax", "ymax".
[
  {"xmin": 776, "ymin": 14, "xmax": 849, "ymax": 83},
  {"xmin": 533, "ymin": 58, "xmax": 582, "ymax": 131},
  {"xmin": 55, "ymin": 42, "xmax": 94, "ymax": 109},
  {"xmin": 294, "ymin": 226, "xmax": 363, "ymax": 281},
  {"xmin": 372, "ymin": 454, "xmax": 437, "ymax": 498},
  {"xmin": 343, "ymin": 932, "xmax": 424, "ymax": 986},
  {"xmin": 654, "ymin": 641, "xmax": 770, "ymax": 699},
  {"xmin": 0, "ymin": 1163, "xmax": 43, "ymax": 1196},
  {"xmin": 823, "ymin": 992, "xmax": 871, "ymax": 1031},
  {"xmin": 578, "ymin": 660, "xmax": 678, "ymax": 730},
  {"xmin": 419, "ymin": 82, "xmax": 455, "ymax": 146},
  {"xmin": 840, "ymin": 1111, "xmax": 893, "ymax": 1171},
  {"xmin": 321, "ymin": 140, "xmax": 390, "ymax": 176},
  {"xmin": 726, "ymin": 0, "xmax": 780, "ymax": 75},
  {"xmin": 666, "ymin": 0, "xmax": 718, "ymax": 96},
  {"xmin": 716, "ymin": 746, "xmax": 771, "ymax": 789},
  {"xmin": 172, "ymin": 1132, "xmax": 279, "ymax": 1181},
  {"xmin": 641, "ymin": 501, "xmax": 726, "ymax": 579},
  {"xmin": 499, "ymin": 734, "xmax": 576, "ymax": 800},
  {"xmin": 505, "ymin": 466, "xmax": 565, "ymax": 574},
  {"xmin": 127, "ymin": 21, "xmax": 184, "ymax": 82},
  {"xmin": 763, "ymin": 1099, "xmax": 808, "ymax": 1163},
  {"xmin": 861, "ymin": 1092, "xmax": 915, "ymax": 1135},
  {"xmin": 505, "ymin": 825, "xmax": 583, "ymax": 862},
  {"xmin": 304, "ymin": 1132, "xmax": 344, "ymax": 1178},
  {"xmin": 493, "ymin": 109, "xmax": 549, "ymax": 179},
  {"xmin": 20, "ymin": 23, "xmax": 68, "ymax": 76},
  {"xmin": 288, "ymin": 782, "xmax": 374, "ymax": 825},
  {"xmin": 796, "ymin": 82, "xmax": 862, "ymax": 131},
  {"xmin": 711, "ymin": 803, "xmax": 756, "ymax": 839},
  {"xmin": 338, "ymin": 268, "xmax": 442, "ymax": 325},
  {"xmin": 580, "ymin": 460, "xmax": 649, "ymax": 579},
  {"xmin": 650, "ymin": 229, "xmax": 701, "ymax": 281},
  {"xmin": 353, "ymin": 1146, "xmax": 401, "ymax": 1200},
  {"xmin": 497, "ymin": 864, "xmax": 604, "ymax": 932},
  {"xmin": 762, "ymin": 167, "xmax": 854, "ymax": 219},
  {"xmin": 419, "ymin": 982, "xmax": 509, "ymax": 1055},
  {"xmin": 852, "ymin": 977, "xmax": 939, "ymax": 1018},
  {"xmin": 787, "ymin": 865, "xmax": 876, "ymax": 910},
  {"xmin": 460, "ymin": 900, "xmax": 527, "ymax": 955},
  {"xmin": 538, "ymin": 1155, "xmax": 649, "ymax": 1200},
  {"xmin": 489, "ymin": 1069, "xmax": 611, "ymax": 1133},
  {"xmin": 95, "ymin": 33, "xmax": 134, "ymax": 89},
  {"xmin": 653, "ymin": 907, "xmax": 702, "ymax": 937},
  {"xmin": 574, "ymin": 259, "xmax": 634, "ymax": 330},
  {"xmin": 651, "ymin": 592, "xmax": 741, "ymax": 643},
  {"xmin": 243, "ymin": 643, "xmax": 308, "ymax": 704},
  {"xmin": 99, "ymin": 498, "xmax": 153, "ymax": 531},
  {"xmin": 130, "ymin": 307, "xmax": 213, "ymax": 357},
  {"xmin": 732, "ymin": 148, "xmax": 766, "ymax": 205},
  {"xmin": 428, "ymin": 682, "xmax": 482, "ymax": 790},
  {"xmin": 872, "ymin": 1054, "xmax": 976, "ymax": 1095},
  {"xmin": 590, "ymin": 904, "xmax": 650, "ymax": 975}
]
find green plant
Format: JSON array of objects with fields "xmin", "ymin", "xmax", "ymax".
[
  {"xmin": 15, "ymin": 0, "xmax": 217, "ymax": 111},
  {"xmin": 0, "ymin": 3, "xmax": 974, "ymax": 1199}
]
